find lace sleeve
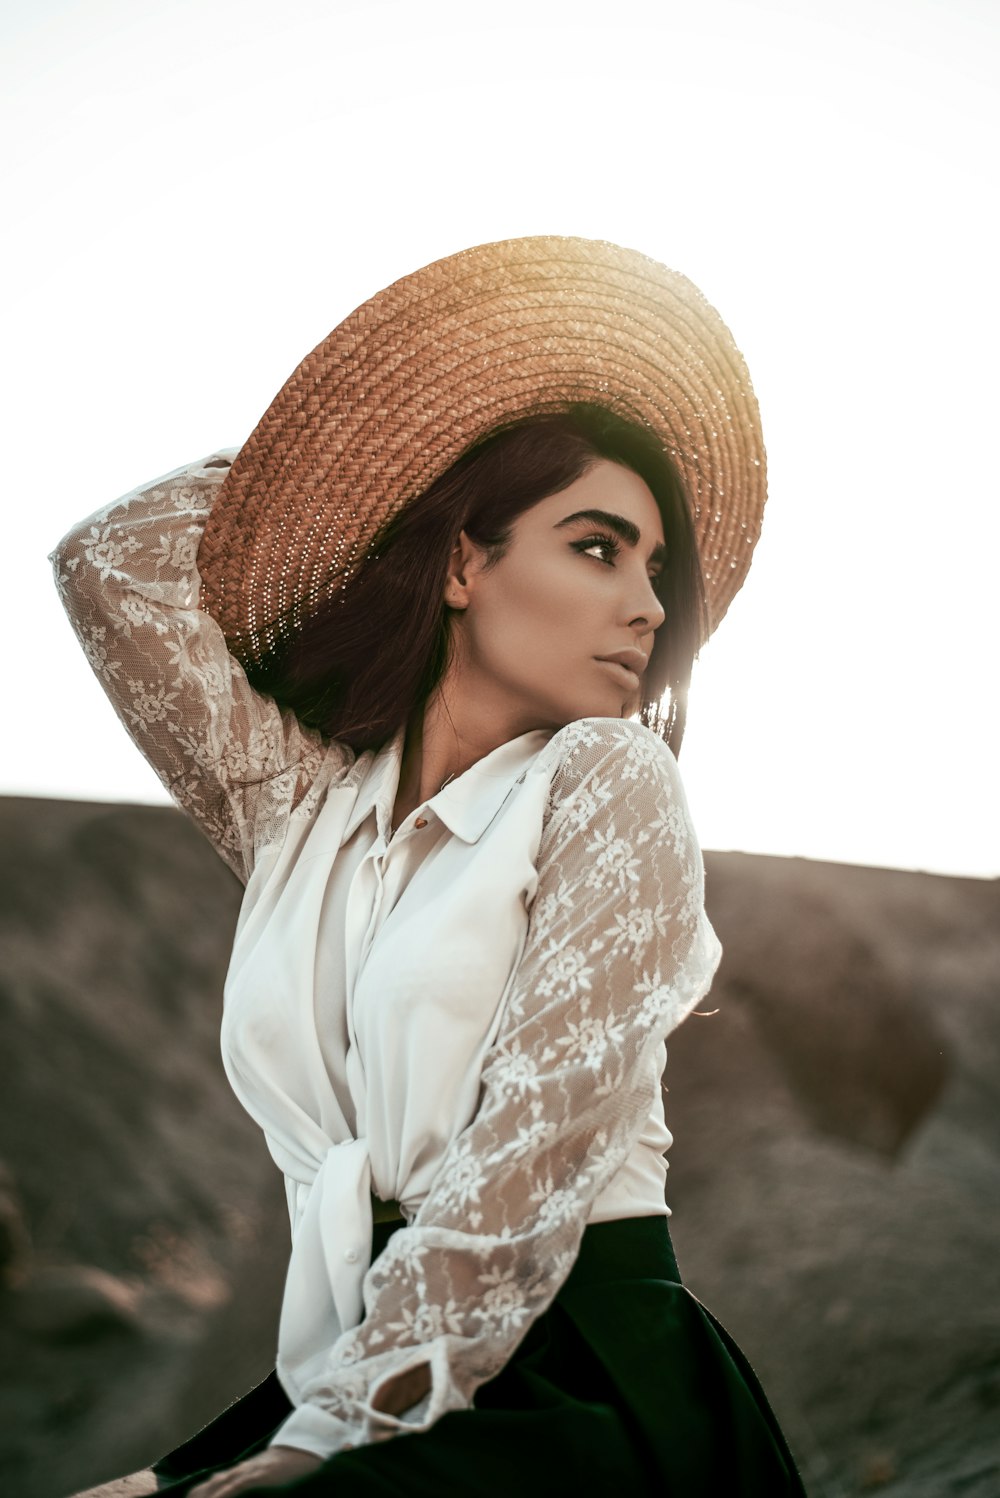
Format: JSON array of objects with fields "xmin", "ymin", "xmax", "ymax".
[
  {"xmin": 272, "ymin": 717, "xmax": 723, "ymax": 1459},
  {"xmin": 47, "ymin": 452, "xmax": 348, "ymax": 884}
]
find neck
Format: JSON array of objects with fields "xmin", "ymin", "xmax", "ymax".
[{"xmin": 396, "ymin": 669, "xmax": 543, "ymax": 815}]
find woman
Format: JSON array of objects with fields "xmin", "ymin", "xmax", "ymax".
[{"xmin": 52, "ymin": 237, "xmax": 807, "ymax": 1495}]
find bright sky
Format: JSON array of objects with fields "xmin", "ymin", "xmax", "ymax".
[{"xmin": 3, "ymin": 0, "xmax": 997, "ymax": 877}]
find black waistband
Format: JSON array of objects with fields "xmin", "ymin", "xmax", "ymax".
[{"xmin": 372, "ymin": 1213, "xmax": 681, "ymax": 1286}]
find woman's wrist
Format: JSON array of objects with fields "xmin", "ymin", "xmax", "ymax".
[{"xmin": 269, "ymin": 1401, "xmax": 358, "ymax": 1461}]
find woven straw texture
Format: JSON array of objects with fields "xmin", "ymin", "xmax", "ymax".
[{"xmin": 197, "ymin": 236, "xmax": 767, "ymax": 669}]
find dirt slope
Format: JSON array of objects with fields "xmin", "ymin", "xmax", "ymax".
[{"xmin": 0, "ymin": 797, "xmax": 996, "ymax": 1497}]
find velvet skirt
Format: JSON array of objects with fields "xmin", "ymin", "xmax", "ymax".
[{"xmin": 151, "ymin": 1215, "xmax": 808, "ymax": 1496}]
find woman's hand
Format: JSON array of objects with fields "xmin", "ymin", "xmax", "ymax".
[
  {"xmin": 187, "ymin": 1447, "xmax": 323, "ymax": 1496},
  {"xmin": 69, "ymin": 1473, "xmax": 159, "ymax": 1497}
]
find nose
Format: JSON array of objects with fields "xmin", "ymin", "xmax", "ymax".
[{"xmin": 629, "ymin": 574, "xmax": 666, "ymax": 634}]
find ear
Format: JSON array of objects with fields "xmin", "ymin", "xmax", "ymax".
[{"xmin": 444, "ymin": 529, "xmax": 485, "ymax": 610}]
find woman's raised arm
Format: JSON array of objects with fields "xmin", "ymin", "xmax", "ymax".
[
  {"xmin": 48, "ymin": 452, "xmax": 350, "ymax": 885},
  {"xmin": 264, "ymin": 717, "xmax": 723, "ymax": 1461}
]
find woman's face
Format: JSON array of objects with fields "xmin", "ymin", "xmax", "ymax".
[{"xmin": 445, "ymin": 459, "xmax": 668, "ymax": 733}]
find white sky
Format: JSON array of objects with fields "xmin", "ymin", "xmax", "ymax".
[{"xmin": 3, "ymin": 0, "xmax": 998, "ymax": 877}]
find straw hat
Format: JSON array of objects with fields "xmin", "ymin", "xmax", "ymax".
[{"xmin": 197, "ymin": 236, "xmax": 766, "ymax": 673}]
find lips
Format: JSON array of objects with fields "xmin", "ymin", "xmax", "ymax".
[
  {"xmin": 595, "ymin": 649, "xmax": 648, "ymax": 672},
  {"xmin": 596, "ymin": 658, "xmax": 642, "ymax": 688}
]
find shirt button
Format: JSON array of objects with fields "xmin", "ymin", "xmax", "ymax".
[
  {"xmin": 344, "ymin": 1248, "xmax": 359, "ymax": 1264},
  {"xmin": 414, "ymin": 817, "xmax": 428, "ymax": 828}
]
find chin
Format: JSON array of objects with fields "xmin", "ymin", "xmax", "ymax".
[
  {"xmin": 544, "ymin": 684, "xmax": 643, "ymax": 726},
  {"xmin": 569, "ymin": 693, "xmax": 642, "ymax": 723}
]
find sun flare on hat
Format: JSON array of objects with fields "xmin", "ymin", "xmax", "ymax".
[{"xmin": 197, "ymin": 236, "xmax": 767, "ymax": 671}]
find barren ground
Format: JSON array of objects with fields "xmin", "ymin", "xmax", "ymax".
[{"xmin": 0, "ymin": 796, "xmax": 997, "ymax": 1497}]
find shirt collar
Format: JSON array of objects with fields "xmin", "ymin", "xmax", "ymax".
[{"xmin": 341, "ymin": 723, "xmax": 555, "ymax": 845}]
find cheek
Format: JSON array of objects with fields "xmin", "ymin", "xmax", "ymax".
[{"xmin": 485, "ymin": 565, "xmax": 572, "ymax": 653}]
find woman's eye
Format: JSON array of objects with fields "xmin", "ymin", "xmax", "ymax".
[
  {"xmin": 574, "ymin": 535, "xmax": 664, "ymax": 588},
  {"xmin": 575, "ymin": 534, "xmax": 621, "ymax": 565}
]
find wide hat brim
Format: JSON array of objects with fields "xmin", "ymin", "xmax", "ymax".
[{"xmin": 198, "ymin": 235, "xmax": 767, "ymax": 671}]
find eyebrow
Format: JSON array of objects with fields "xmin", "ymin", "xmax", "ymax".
[{"xmin": 553, "ymin": 509, "xmax": 668, "ymax": 570}]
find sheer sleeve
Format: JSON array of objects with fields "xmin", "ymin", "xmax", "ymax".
[
  {"xmin": 272, "ymin": 717, "xmax": 723, "ymax": 1459},
  {"xmin": 47, "ymin": 452, "xmax": 350, "ymax": 884}
]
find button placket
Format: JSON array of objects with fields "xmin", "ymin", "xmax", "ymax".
[
  {"xmin": 360, "ymin": 862, "xmax": 385, "ymax": 964},
  {"xmin": 346, "ymin": 851, "xmax": 386, "ymax": 1005}
]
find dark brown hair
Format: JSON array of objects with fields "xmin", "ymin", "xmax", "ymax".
[{"xmin": 250, "ymin": 404, "xmax": 708, "ymax": 757}]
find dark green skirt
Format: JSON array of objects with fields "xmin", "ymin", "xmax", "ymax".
[{"xmin": 151, "ymin": 1216, "xmax": 807, "ymax": 1495}]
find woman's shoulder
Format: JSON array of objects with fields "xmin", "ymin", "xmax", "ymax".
[
  {"xmin": 529, "ymin": 717, "xmax": 703, "ymax": 880},
  {"xmin": 541, "ymin": 715, "xmax": 680, "ymax": 784},
  {"xmin": 534, "ymin": 716, "xmax": 688, "ymax": 828}
]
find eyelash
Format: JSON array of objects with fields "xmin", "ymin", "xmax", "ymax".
[{"xmin": 572, "ymin": 533, "xmax": 664, "ymax": 590}]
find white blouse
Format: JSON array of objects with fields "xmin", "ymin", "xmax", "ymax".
[{"xmin": 49, "ymin": 450, "xmax": 723, "ymax": 1462}]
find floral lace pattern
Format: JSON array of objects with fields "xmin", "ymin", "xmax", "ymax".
[
  {"xmin": 48, "ymin": 452, "xmax": 349, "ymax": 884},
  {"xmin": 49, "ymin": 455, "xmax": 722, "ymax": 1459}
]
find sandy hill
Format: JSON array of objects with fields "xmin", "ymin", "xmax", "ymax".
[{"xmin": 0, "ymin": 796, "xmax": 997, "ymax": 1498}]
